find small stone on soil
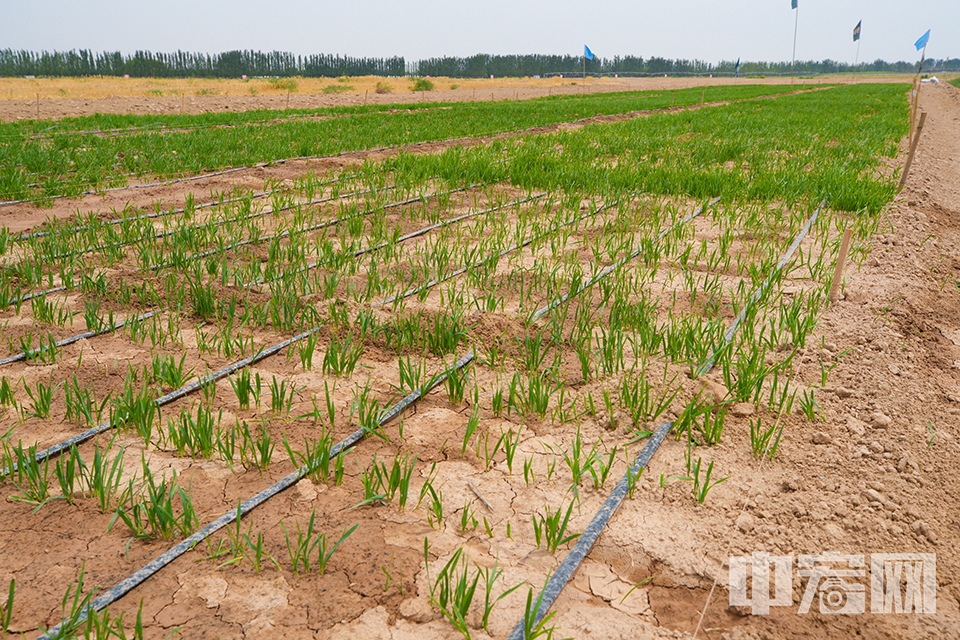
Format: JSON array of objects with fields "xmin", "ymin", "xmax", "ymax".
[
  {"xmin": 812, "ymin": 431, "xmax": 833, "ymax": 445},
  {"xmin": 870, "ymin": 412, "xmax": 892, "ymax": 428}
]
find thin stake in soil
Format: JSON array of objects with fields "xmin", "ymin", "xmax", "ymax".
[{"xmin": 828, "ymin": 228, "xmax": 853, "ymax": 304}]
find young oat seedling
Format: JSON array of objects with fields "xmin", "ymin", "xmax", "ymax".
[
  {"xmin": 87, "ymin": 445, "xmax": 127, "ymax": 513},
  {"xmin": 282, "ymin": 510, "xmax": 358, "ymax": 576},
  {"xmin": 532, "ymin": 501, "xmax": 580, "ymax": 554},
  {"xmin": 24, "ymin": 379, "xmax": 58, "ymax": 420},
  {"xmin": 53, "ymin": 444, "xmax": 88, "ymax": 505},
  {"xmin": 360, "ymin": 452, "xmax": 417, "ymax": 508},
  {"xmin": 269, "ymin": 376, "xmax": 298, "ymax": 414},
  {"xmin": 110, "ymin": 458, "xmax": 199, "ymax": 539},
  {"xmin": 37, "ymin": 562, "xmax": 96, "ymax": 640},
  {"xmin": 461, "ymin": 409, "xmax": 480, "ymax": 457},
  {"xmin": 151, "ymin": 353, "xmax": 194, "ymax": 390},
  {"xmin": 799, "ymin": 389, "xmax": 820, "ymax": 421},
  {"xmin": 749, "ymin": 417, "xmax": 783, "ymax": 460},
  {"xmin": 6, "ymin": 441, "xmax": 52, "ymax": 508},
  {"xmin": 425, "ymin": 546, "xmax": 478, "ymax": 638},
  {"xmin": 458, "ymin": 500, "xmax": 479, "ymax": 534},
  {"xmin": 207, "ymin": 503, "xmax": 247, "ymax": 569},
  {"xmin": 500, "ymin": 427, "xmax": 522, "ymax": 474},
  {"xmin": 322, "ymin": 334, "xmax": 364, "ymax": 376},
  {"xmin": 687, "ymin": 455, "xmax": 727, "ymax": 504},
  {"xmin": 1, "ymin": 578, "xmax": 13, "ymax": 640},
  {"xmin": 521, "ymin": 580, "xmax": 559, "ymax": 640},
  {"xmin": 229, "ymin": 369, "xmax": 260, "ymax": 410},
  {"xmin": 0, "ymin": 377, "xmax": 16, "ymax": 410}
]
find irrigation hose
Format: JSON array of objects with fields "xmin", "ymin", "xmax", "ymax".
[
  {"xmin": 149, "ymin": 185, "xmax": 466, "ymax": 272},
  {"xmin": 508, "ymin": 202, "xmax": 824, "ymax": 638},
  {"xmin": 44, "ymin": 182, "xmax": 405, "ymax": 263},
  {"xmin": 530, "ymin": 196, "xmax": 722, "ymax": 322},
  {"xmin": 36, "ymin": 351, "xmax": 476, "ymax": 640},
  {"xmin": 373, "ymin": 198, "xmax": 616, "ymax": 308},
  {"xmin": 0, "ymin": 310, "xmax": 160, "ymax": 368},
  {"xmin": 1, "ymin": 324, "xmax": 326, "ymax": 476},
  {"xmin": 7, "ymin": 181, "xmax": 409, "ymax": 304},
  {"xmin": 247, "ymin": 192, "xmax": 548, "ymax": 288},
  {"xmin": 694, "ymin": 200, "xmax": 824, "ymax": 377},
  {"xmin": 18, "ymin": 187, "xmax": 276, "ymax": 242}
]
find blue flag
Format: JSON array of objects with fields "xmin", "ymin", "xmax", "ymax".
[
  {"xmin": 584, "ymin": 45, "xmax": 595, "ymax": 61},
  {"xmin": 791, "ymin": 0, "xmax": 797, "ymax": 9},
  {"xmin": 853, "ymin": 21, "xmax": 861, "ymax": 42},
  {"xmin": 735, "ymin": 57, "xmax": 740, "ymax": 78},
  {"xmin": 915, "ymin": 29, "xmax": 930, "ymax": 51}
]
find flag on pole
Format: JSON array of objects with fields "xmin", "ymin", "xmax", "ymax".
[
  {"xmin": 791, "ymin": 0, "xmax": 797, "ymax": 9},
  {"xmin": 853, "ymin": 21, "xmax": 861, "ymax": 42},
  {"xmin": 914, "ymin": 29, "xmax": 930, "ymax": 51},
  {"xmin": 735, "ymin": 58, "xmax": 741, "ymax": 77},
  {"xmin": 584, "ymin": 45, "xmax": 595, "ymax": 61}
]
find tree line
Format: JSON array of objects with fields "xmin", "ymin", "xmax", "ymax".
[{"xmin": 1, "ymin": 49, "xmax": 957, "ymax": 78}]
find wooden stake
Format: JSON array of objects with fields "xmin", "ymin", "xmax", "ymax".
[
  {"xmin": 898, "ymin": 110, "xmax": 926, "ymax": 191},
  {"xmin": 909, "ymin": 78, "xmax": 921, "ymax": 139},
  {"xmin": 828, "ymin": 228, "xmax": 853, "ymax": 304},
  {"xmin": 36, "ymin": 93, "xmax": 39, "ymax": 119},
  {"xmin": 364, "ymin": 90, "xmax": 368, "ymax": 105}
]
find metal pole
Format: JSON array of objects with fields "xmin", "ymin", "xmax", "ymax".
[
  {"xmin": 854, "ymin": 39, "xmax": 861, "ymax": 83},
  {"xmin": 791, "ymin": 6, "xmax": 799, "ymax": 84}
]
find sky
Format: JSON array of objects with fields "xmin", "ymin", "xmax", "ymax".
[{"xmin": 4, "ymin": 0, "xmax": 956, "ymax": 65}]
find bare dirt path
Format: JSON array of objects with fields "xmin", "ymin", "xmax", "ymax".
[{"xmin": 673, "ymin": 79, "xmax": 960, "ymax": 640}]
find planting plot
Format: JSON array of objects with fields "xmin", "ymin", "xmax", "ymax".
[
  {"xmin": 0, "ymin": 84, "xmax": 807, "ymax": 204},
  {"xmin": 2, "ymin": 81, "xmax": 959, "ymax": 640}
]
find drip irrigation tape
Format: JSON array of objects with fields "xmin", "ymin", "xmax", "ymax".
[
  {"xmin": 0, "ymin": 309, "xmax": 159, "ymax": 368},
  {"xmin": 2, "ymin": 324, "xmax": 326, "ymax": 476},
  {"xmin": 248, "ymin": 192, "xmax": 547, "ymax": 288},
  {"xmin": 9, "ymin": 181, "xmax": 403, "ymax": 305},
  {"xmin": 36, "ymin": 351, "xmax": 475, "ymax": 640},
  {"xmin": 42, "ymin": 183, "xmax": 402, "ymax": 263},
  {"xmin": 149, "ymin": 185, "xmax": 462, "ymax": 272},
  {"xmin": 694, "ymin": 200, "xmax": 823, "ymax": 378},
  {"xmin": 20, "ymin": 190, "xmax": 275, "ymax": 242},
  {"xmin": 373, "ymin": 199, "xmax": 615, "ymax": 308},
  {"xmin": 530, "ymin": 196, "xmax": 721, "ymax": 323},
  {"xmin": 508, "ymin": 202, "xmax": 825, "ymax": 637},
  {"xmin": 6, "ymin": 284, "xmax": 68, "ymax": 308},
  {"xmin": 506, "ymin": 419, "xmax": 672, "ymax": 640},
  {"xmin": 18, "ymin": 170, "xmax": 369, "ymax": 241}
]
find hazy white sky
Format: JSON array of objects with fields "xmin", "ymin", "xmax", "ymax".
[{"xmin": 4, "ymin": 0, "xmax": 956, "ymax": 63}]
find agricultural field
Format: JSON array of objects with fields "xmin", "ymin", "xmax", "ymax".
[
  {"xmin": 1, "ymin": 80, "xmax": 959, "ymax": 640},
  {"xmin": 0, "ymin": 83, "xmax": 808, "ymax": 204}
]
